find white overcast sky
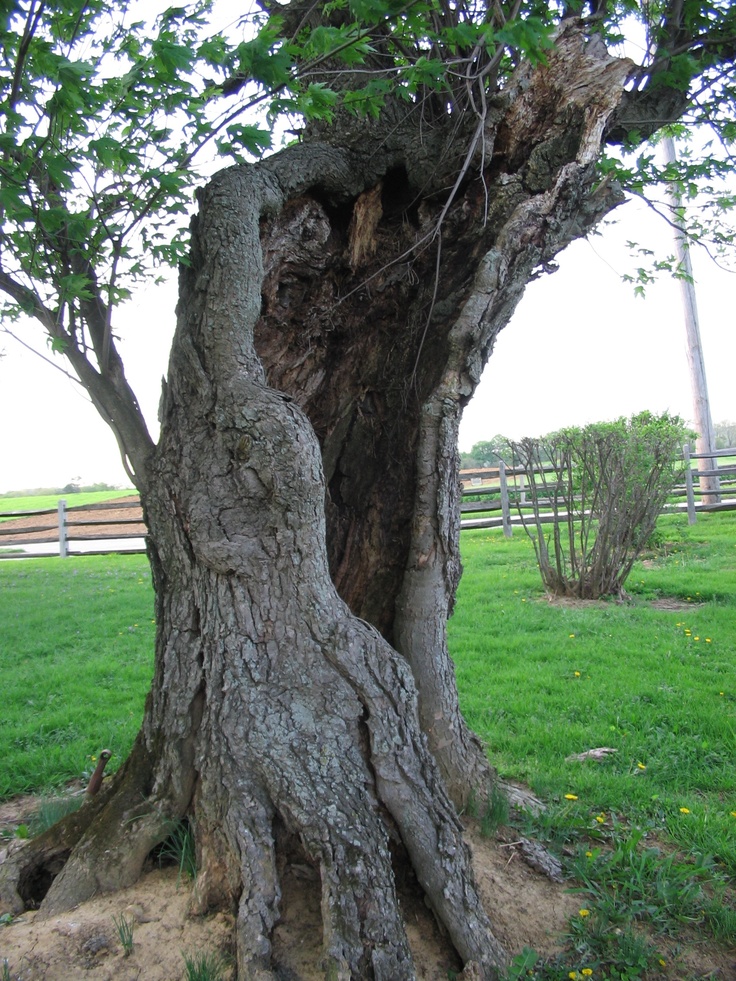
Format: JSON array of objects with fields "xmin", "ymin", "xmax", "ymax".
[{"xmin": 0, "ymin": 186, "xmax": 734, "ymax": 493}]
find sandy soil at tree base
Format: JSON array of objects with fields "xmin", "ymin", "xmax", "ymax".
[{"xmin": 2, "ymin": 789, "xmax": 734, "ymax": 980}]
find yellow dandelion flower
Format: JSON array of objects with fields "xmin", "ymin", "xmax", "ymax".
[
  {"xmin": 705, "ymin": 638, "xmax": 712, "ymax": 643},
  {"xmin": 582, "ymin": 970, "xmax": 593, "ymax": 977},
  {"xmin": 679, "ymin": 807, "xmax": 690, "ymax": 814},
  {"xmin": 565, "ymin": 794, "xmax": 578, "ymax": 800},
  {"xmin": 637, "ymin": 762, "xmax": 646, "ymax": 770},
  {"xmin": 585, "ymin": 851, "xmax": 593, "ymax": 858},
  {"xmin": 720, "ymin": 692, "xmax": 725, "ymax": 696},
  {"xmin": 569, "ymin": 973, "xmax": 579, "ymax": 981},
  {"xmin": 569, "ymin": 633, "xmax": 575, "ymax": 638},
  {"xmin": 574, "ymin": 671, "xmax": 581, "ymax": 677},
  {"xmin": 694, "ymin": 636, "xmax": 700, "ymax": 641},
  {"xmin": 595, "ymin": 814, "xmax": 605, "ymax": 824},
  {"xmin": 659, "ymin": 959, "xmax": 666, "ymax": 967},
  {"xmin": 578, "ymin": 908, "xmax": 590, "ymax": 917},
  {"xmin": 730, "ymin": 811, "xmax": 736, "ymax": 818}
]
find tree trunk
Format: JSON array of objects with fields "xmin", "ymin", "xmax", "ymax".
[
  {"xmin": 254, "ymin": 23, "xmax": 632, "ymax": 802},
  {"xmin": 1, "ymin": 21, "xmax": 638, "ymax": 980}
]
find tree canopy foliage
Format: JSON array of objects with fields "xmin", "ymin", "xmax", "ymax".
[
  {"xmin": 460, "ymin": 437, "xmax": 509, "ymax": 468},
  {"xmin": 1, "ymin": 0, "xmax": 735, "ymax": 444}
]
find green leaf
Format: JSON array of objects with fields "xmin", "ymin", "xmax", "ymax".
[
  {"xmin": 303, "ymin": 24, "xmax": 374, "ymax": 65},
  {"xmin": 151, "ymin": 36, "xmax": 195, "ymax": 78},
  {"xmin": 58, "ymin": 273, "xmax": 94, "ymax": 300},
  {"xmin": 223, "ymin": 123, "xmax": 272, "ymax": 156},
  {"xmin": 402, "ymin": 56, "xmax": 448, "ymax": 93},
  {"xmin": 197, "ymin": 35, "xmax": 230, "ymax": 66},
  {"xmin": 234, "ymin": 25, "xmax": 293, "ymax": 89},
  {"xmin": 297, "ymin": 82, "xmax": 340, "ymax": 121},
  {"xmin": 90, "ymin": 137, "xmax": 123, "ymax": 170},
  {"xmin": 442, "ymin": 21, "xmax": 487, "ymax": 53},
  {"xmin": 495, "ymin": 17, "xmax": 554, "ymax": 64},
  {"xmin": 342, "ymin": 77, "xmax": 392, "ymax": 118}
]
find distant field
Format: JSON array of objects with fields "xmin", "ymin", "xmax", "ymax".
[{"xmin": 0, "ymin": 490, "xmax": 137, "ymax": 521}]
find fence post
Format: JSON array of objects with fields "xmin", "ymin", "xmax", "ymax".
[
  {"xmin": 683, "ymin": 444, "xmax": 697, "ymax": 525},
  {"xmin": 58, "ymin": 498, "xmax": 68, "ymax": 557},
  {"xmin": 499, "ymin": 461, "xmax": 512, "ymax": 538}
]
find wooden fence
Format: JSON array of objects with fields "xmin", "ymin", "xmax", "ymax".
[
  {"xmin": 1, "ymin": 445, "xmax": 735, "ymax": 557},
  {"xmin": 0, "ymin": 497, "xmax": 146, "ymax": 559},
  {"xmin": 460, "ymin": 445, "xmax": 736, "ymax": 536}
]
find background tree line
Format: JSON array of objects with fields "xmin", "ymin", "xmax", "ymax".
[{"xmin": 461, "ymin": 419, "xmax": 736, "ymax": 470}]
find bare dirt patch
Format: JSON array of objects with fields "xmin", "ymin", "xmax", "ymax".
[
  {"xmin": 648, "ymin": 597, "xmax": 705, "ymax": 611},
  {"xmin": 1, "ymin": 791, "xmax": 580, "ymax": 981},
  {"xmin": 538, "ymin": 595, "xmax": 612, "ymax": 609},
  {"xmin": 540, "ymin": 594, "xmax": 705, "ymax": 613}
]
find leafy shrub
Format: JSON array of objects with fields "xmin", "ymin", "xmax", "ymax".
[{"xmin": 509, "ymin": 412, "xmax": 694, "ymax": 599}]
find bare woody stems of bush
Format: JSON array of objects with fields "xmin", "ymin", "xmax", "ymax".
[{"xmin": 508, "ymin": 413, "xmax": 693, "ymax": 600}]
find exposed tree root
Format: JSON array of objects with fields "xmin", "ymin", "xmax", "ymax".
[{"xmin": 0, "ymin": 609, "xmax": 509, "ymax": 979}]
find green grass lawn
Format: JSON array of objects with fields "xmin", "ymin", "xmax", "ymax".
[
  {"xmin": 0, "ymin": 554, "xmax": 154, "ymax": 796},
  {"xmin": 450, "ymin": 513, "xmax": 736, "ymax": 872},
  {"xmin": 449, "ymin": 513, "xmax": 736, "ymax": 977}
]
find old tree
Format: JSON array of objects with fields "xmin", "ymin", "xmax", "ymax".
[{"xmin": 1, "ymin": 0, "xmax": 735, "ymax": 976}]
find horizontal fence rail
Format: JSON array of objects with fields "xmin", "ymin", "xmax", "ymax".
[
  {"xmin": 1, "ymin": 445, "xmax": 735, "ymax": 557},
  {"xmin": 0, "ymin": 497, "xmax": 146, "ymax": 559},
  {"xmin": 460, "ymin": 445, "xmax": 736, "ymax": 536}
]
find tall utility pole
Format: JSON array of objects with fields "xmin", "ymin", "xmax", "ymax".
[{"xmin": 662, "ymin": 136, "xmax": 721, "ymax": 503}]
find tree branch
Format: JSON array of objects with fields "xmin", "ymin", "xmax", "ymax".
[
  {"xmin": 0, "ymin": 267, "xmax": 155, "ymax": 488},
  {"xmin": 0, "ymin": 269, "xmax": 59, "ymax": 336},
  {"xmin": 606, "ymin": 0, "xmax": 736, "ymax": 144},
  {"xmin": 9, "ymin": 0, "xmax": 46, "ymax": 110},
  {"xmin": 1, "ymin": 325, "xmax": 82, "ymax": 386}
]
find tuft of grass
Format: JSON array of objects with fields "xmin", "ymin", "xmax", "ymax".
[
  {"xmin": 27, "ymin": 793, "xmax": 83, "ymax": 835},
  {"xmin": 567, "ymin": 828, "xmax": 718, "ymax": 931},
  {"xmin": 112, "ymin": 912, "xmax": 135, "ymax": 956},
  {"xmin": 156, "ymin": 819, "xmax": 197, "ymax": 886},
  {"xmin": 182, "ymin": 949, "xmax": 231, "ymax": 981},
  {"xmin": 480, "ymin": 783, "xmax": 509, "ymax": 836}
]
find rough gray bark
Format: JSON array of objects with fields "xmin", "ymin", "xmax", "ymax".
[
  {"xmin": 1, "ymin": 20, "xmax": 646, "ymax": 980},
  {"xmin": 254, "ymin": 22, "xmax": 632, "ymax": 804}
]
